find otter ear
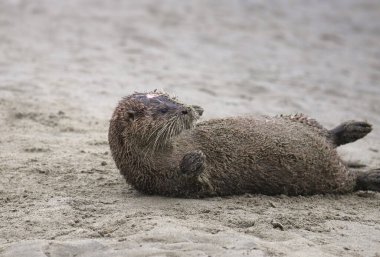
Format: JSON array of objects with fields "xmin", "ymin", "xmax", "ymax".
[
  {"xmin": 191, "ymin": 105, "xmax": 204, "ymax": 116},
  {"xmin": 125, "ymin": 110, "xmax": 136, "ymax": 121}
]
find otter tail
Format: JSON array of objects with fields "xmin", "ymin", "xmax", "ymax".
[
  {"xmin": 355, "ymin": 169, "xmax": 380, "ymax": 192},
  {"xmin": 329, "ymin": 121, "xmax": 372, "ymax": 147}
]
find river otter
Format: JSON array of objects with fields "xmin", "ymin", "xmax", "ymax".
[{"xmin": 108, "ymin": 91, "xmax": 379, "ymax": 197}]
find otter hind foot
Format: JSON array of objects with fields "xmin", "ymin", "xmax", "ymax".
[
  {"xmin": 356, "ymin": 169, "xmax": 380, "ymax": 192},
  {"xmin": 329, "ymin": 121, "xmax": 372, "ymax": 147},
  {"xmin": 180, "ymin": 150, "xmax": 206, "ymax": 176}
]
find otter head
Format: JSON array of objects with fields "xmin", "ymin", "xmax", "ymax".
[{"xmin": 111, "ymin": 91, "xmax": 203, "ymax": 152}]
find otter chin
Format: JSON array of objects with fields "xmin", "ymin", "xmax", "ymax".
[{"xmin": 108, "ymin": 91, "xmax": 379, "ymax": 198}]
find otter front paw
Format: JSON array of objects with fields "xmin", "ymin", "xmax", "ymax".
[{"xmin": 180, "ymin": 150, "xmax": 206, "ymax": 176}]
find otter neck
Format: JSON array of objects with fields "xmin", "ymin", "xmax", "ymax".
[
  {"xmin": 135, "ymin": 136, "xmax": 173, "ymax": 156},
  {"xmin": 123, "ymin": 133, "xmax": 173, "ymax": 162}
]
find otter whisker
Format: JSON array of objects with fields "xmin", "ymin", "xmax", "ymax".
[
  {"xmin": 143, "ymin": 120, "xmax": 171, "ymax": 157},
  {"xmin": 165, "ymin": 117, "xmax": 179, "ymax": 143},
  {"xmin": 152, "ymin": 124, "xmax": 168, "ymax": 151},
  {"xmin": 152, "ymin": 116, "xmax": 176, "ymax": 152},
  {"xmin": 146, "ymin": 122, "xmax": 166, "ymax": 143},
  {"xmin": 167, "ymin": 118, "xmax": 177, "ymax": 141},
  {"xmin": 162, "ymin": 120, "xmax": 173, "ymax": 145}
]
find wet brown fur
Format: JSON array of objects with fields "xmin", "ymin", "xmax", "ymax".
[{"xmin": 108, "ymin": 91, "xmax": 372, "ymax": 198}]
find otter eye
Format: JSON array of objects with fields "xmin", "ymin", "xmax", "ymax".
[{"xmin": 160, "ymin": 108, "xmax": 169, "ymax": 114}]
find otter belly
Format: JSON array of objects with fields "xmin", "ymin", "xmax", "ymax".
[{"xmin": 191, "ymin": 117, "xmax": 355, "ymax": 196}]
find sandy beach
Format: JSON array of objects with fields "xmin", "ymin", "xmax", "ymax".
[{"xmin": 0, "ymin": 0, "xmax": 379, "ymax": 256}]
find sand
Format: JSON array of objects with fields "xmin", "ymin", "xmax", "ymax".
[{"xmin": 0, "ymin": 0, "xmax": 379, "ymax": 256}]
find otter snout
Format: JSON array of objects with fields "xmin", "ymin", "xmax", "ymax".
[
  {"xmin": 178, "ymin": 106, "xmax": 192, "ymax": 116},
  {"xmin": 179, "ymin": 106, "xmax": 203, "ymax": 118}
]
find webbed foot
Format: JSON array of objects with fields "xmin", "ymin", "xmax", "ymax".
[
  {"xmin": 329, "ymin": 121, "xmax": 372, "ymax": 147},
  {"xmin": 356, "ymin": 169, "xmax": 380, "ymax": 192}
]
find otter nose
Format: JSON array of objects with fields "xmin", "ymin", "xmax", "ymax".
[{"xmin": 179, "ymin": 107, "xmax": 190, "ymax": 115}]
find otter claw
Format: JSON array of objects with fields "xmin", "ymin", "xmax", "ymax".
[{"xmin": 180, "ymin": 150, "xmax": 206, "ymax": 176}]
